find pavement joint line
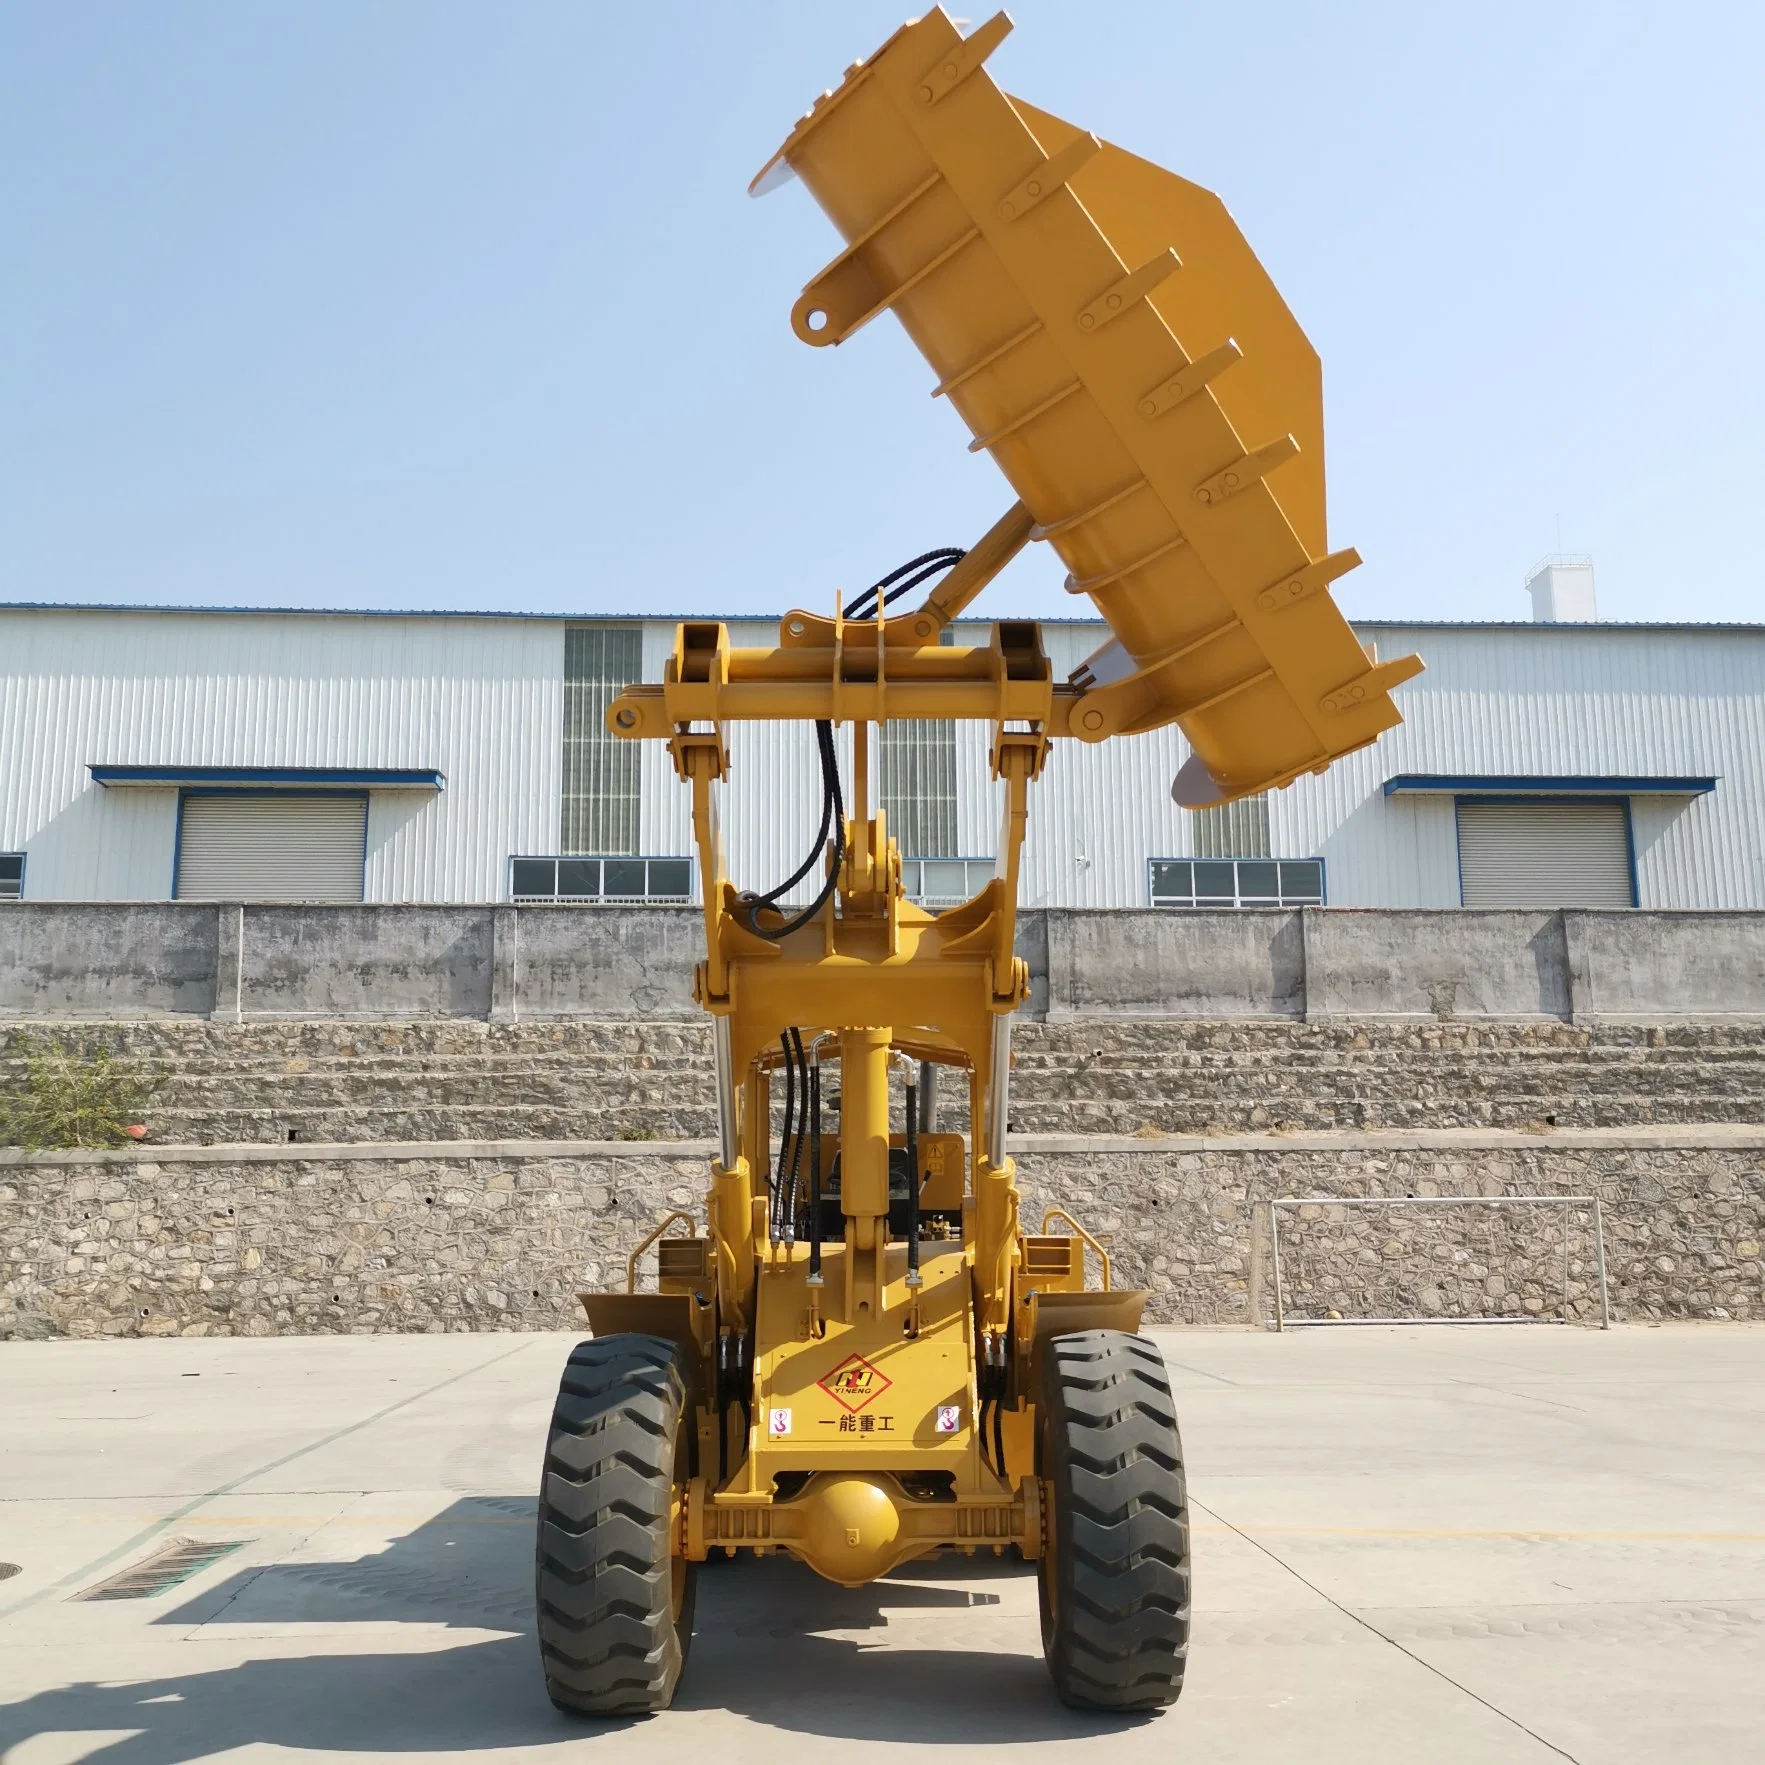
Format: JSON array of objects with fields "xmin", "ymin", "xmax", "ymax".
[
  {"xmin": 0, "ymin": 1337, "xmax": 540, "ymax": 1624},
  {"xmin": 1200, "ymin": 1503, "xmax": 1588, "ymax": 1765},
  {"xmin": 9, "ymin": 1511, "xmax": 1763, "ymax": 1543},
  {"xmin": 177, "ymin": 1487, "xmax": 375, "ymax": 1640},
  {"xmin": 1157, "ymin": 1357, "xmax": 1241, "ymax": 1386},
  {"xmin": 1191, "ymin": 1496, "xmax": 1587, "ymax": 1764},
  {"xmin": 1444, "ymin": 1377, "xmax": 1588, "ymax": 1413}
]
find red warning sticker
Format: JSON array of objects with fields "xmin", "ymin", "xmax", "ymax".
[{"xmin": 817, "ymin": 1352, "xmax": 893, "ymax": 1414}]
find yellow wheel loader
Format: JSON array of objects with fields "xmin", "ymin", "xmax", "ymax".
[{"xmin": 535, "ymin": 8, "xmax": 1420, "ymax": 1716}]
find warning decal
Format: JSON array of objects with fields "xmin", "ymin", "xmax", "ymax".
[{"xmin": 817, "ymin": 1352, "xmax": 893, "ymax": 1415}]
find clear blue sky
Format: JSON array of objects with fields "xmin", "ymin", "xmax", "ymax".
[{"xmin": 3, "ymin": 2, "xmax": 1760, "ymax": 624}]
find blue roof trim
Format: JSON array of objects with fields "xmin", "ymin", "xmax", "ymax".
[
  {"xmin": 91, "ymin": 765, "xmax": 444, "ymax": 791},
  {"xmin": 1383, "ymin": 774, "xmax": 1716, "ymax": 798}
]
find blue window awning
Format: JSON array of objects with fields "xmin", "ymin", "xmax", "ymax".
[
  {"xmin": 1382, "ymin": 773, "xmax": 1715, "ymax": 798},
  {"xmin": 90, "ymin": 765, "xmax": 444, "ymax": 792}
]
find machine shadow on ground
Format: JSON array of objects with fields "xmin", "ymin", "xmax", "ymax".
[{"xmin": 0, "ymin": 1497, "xmax": 1157, "ymax": 1761}]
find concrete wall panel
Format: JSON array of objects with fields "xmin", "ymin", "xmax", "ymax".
[
  {"xmin": 0, "ymin": 904, "xmax": 218, "ymax": 1018},
  {"xmin": 1304, "ymin": 908, "xmax": 1572, "ymax": 1020},
  {"xmin": 513, "ymin": 907, "xmax": 701, "ymax": 1019},
  {"xmin": 1045, "ymin": 909, "xmax": 1305, "ymax": 1019},
  {"xmin": 241, "ymin": 907, "xmax": 493, "ymax": 1019},
  {"xmin": 1567, "ymin": 911, "xmax": 1765, "ymax": 1018}
]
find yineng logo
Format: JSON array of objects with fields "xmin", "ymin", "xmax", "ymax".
[{"xmin": 817, "ymin": 1352, "xmax": 892, "ymax": 1414}]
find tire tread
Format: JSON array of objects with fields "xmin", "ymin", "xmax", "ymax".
[
  {"xmin": 1038, "ymin": 1329, "xmax": 1190, "ymax": 1711},
  {"xmin": 534, "ymin": 1332, "xmax": 695, "ymax": 1716}
]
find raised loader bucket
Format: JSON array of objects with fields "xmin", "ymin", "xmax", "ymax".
[{"xmin": 753, "ymin": 8, "xmax": 1421, "ymax": 806}]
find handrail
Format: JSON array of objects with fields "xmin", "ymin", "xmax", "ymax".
[
  {"xmin": 626, "ymin": 1210, "xmax": 699, "ymax": 1295},
  {"xmin": 1039, "ymin": 1207, "xmax": 1112, "ymax": 1292}
]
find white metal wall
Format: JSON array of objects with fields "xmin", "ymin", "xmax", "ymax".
[
  {"xmin": 1274, "ymin": 622, "xmax": 1765, "ymax": 910},
  {"xmin": 683, "ymin": 618, "xmax": 1765, "ymax": 912},
  {"xmin": 6, "ymin": 606, "xmax": 1762, "ymax": 909},
  {"xmin": 0, "ymin": 608, "xmax": 563, "ymax": 902}
]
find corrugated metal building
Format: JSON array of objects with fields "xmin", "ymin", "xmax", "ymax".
[{"xmin": 3, "ymin": 601, "xmax": 1760, "ymax": 910}]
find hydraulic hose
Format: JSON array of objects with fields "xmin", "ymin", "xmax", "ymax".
[
  {"xmin": 904, "ymin": 1071, "xmax": 921, "ymax": 1287},
  {"xmin": 807, "ymin": 1056, "xmax": 824, "ymax": 1285},
  {"xmin": 773, "ymin": 1031, "xmax": 796, "ymax": 1242}
]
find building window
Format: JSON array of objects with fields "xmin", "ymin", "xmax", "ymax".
[
  {"xmin": 1150, "ymin": 858, "xmax": 1324, "ymax": 908},
  {"xmin": 510, "ymin": 855, "xmax": 693, "ymax": 903},
  {"xmin": 881, "ymin": 633, "xmax": 958, "ymax": 856},
  {"xmin": 563, "ymin": 624, "xmax": 643, "ymax": 854},
  {"xmin": 0, "ymin": 853, "xmax": 22, "ymax": 899},
  {"xmin": 899, "ymin": 855, "xmax": 994, "ymax": 906},
  {"xmin": 1189, "ymin": 791, "xmax": 1270, "ymax": 858}
]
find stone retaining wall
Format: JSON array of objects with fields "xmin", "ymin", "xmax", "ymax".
[
  {"xmin": 9, "ymin": 1015, "xmax": 1765, "ymax": 1145},
  {"xmin": 4, "ymin": 1129, "xmax": 1759, "ymax": 1338}
]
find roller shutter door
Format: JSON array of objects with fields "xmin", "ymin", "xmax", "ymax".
[
  {"xmin": 1457, "ymin": 800, "xmax": 1633, "ymax": 907},
  {"xmin": 176, "ymin": 794, "xmax": 366, "ymax": 901}
]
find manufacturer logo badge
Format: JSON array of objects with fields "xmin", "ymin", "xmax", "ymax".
[{"xmin": 817, "ymin": 1353, "xmax": 893, "ymax": 1414}]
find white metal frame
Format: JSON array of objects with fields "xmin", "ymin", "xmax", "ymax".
[{"xmin": 1269, "ymin": 1195, "xmax": 1610, "ymax": 1331}]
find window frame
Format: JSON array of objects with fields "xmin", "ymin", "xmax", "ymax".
[
  {"xmin": 0, "ymin": 851, "xmax": 23, "ymax": 900},
  {"xmin": 561, "ymin": 624, "xmax": 645, "ymax": 857},
  {"xmin": 508, "ymin": 854, "xmax": 695, "ymax": 904},
  {"xmin": 1147, "ymin": 855, "xmax": 1326, "ymax": 909},
  {"xmin": 898, "ymin": 854, "xmax": 997, "ymax": 906}
]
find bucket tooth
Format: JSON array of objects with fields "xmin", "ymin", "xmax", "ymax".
[
  {"xmin": 1255, "ymin": 548, "xmax": 1362, "ymax": 615},
  {"xmin": 1139, "ymin": 340, "xmax": 1243, "ymax": 419},
  {"xmin": 1077, "ymin": 249, "xmax": 1182, "ymax": 333},
  {"xmin": 914, "ymin": 11, "xmax": 1013, "ymax": 107},
  {"xmin": 1193, "ymin": 435, "xmax": 1301, "ymax": 507},
  {"xmin": 996, "ymin": 134, "xmax": 1101, "ymax": 222}
]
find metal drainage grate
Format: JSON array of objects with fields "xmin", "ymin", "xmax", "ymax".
[
  {"xmin": 72, "ymin": 1537, "xmax": 247, "ymax": 1601},
  {"xmin": 0, "ymin": 1563, "xmax": 20, "ymax": 1582}
]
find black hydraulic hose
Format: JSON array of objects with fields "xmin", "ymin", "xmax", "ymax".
[
  {"xmin": 767, "ymin": 721, "xmax": 845, "ymax": 940},
  {"xmin": 749, "ymin": 548, "xmax": 960, "ymax": 941},
  {"xmin": 875, "ymin": 556, "xmax": 965, "ymax": 616},
  {"xmin": 842, "ymin": 548, "xmax": 965, "ymax": 621},
  {"xmin": 749, "ymin": 723, "xmax": 836, "ymax": 909},
  {"xmin": 783, "ymin": 1027, "xmax": 807, "ymax": 1243},
  {"xmin": 774, "ymin": 1031, "xmax": 795, "ymax": 1242},
  {"xmin": 716, "ymin": 1332, "xmax": 730, "ymax": 1484},
  {"xmin": 904, "ymin": 1072, "xmax": 921, "ymax": 1285},
  {"xmin": 807, "ymin": 1056, "xmax": 823, "ymax": 1285},
  {"xmin": 993, "ymin": 1396, "xmax": 1007, "ymax": 1481}
]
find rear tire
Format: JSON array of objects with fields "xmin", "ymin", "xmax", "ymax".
[
  {"xmin": 1037, "ymin": 1330, "xmax": 1189, "ymax": 1710},
  {"xmin": 536, "ymin": 1334, "xmax": 696, "ymax": 1716}
]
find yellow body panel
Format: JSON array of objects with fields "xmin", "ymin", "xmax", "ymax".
[{"xmin": 750, "ymin": 1243, "xmax": 976, "ymax": 1473}]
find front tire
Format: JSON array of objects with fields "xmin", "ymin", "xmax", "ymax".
[
  {"xmin": 536, "ymin": 1334, "xmax": 696, "ymax": 1716},
  {"xmin": 1038, "ymin": 1330, "xmax": 1190, "ymax": 1710}
]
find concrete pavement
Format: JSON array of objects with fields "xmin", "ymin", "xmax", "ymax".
[{"xmin": 1, "ymin": 1324, "xmax": 1761, "ymax": 1764}]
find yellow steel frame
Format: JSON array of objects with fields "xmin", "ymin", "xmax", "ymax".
[
  {"xmin": 593, "ymin": 507, "xmax": 1133, "ymax": 1584},
  {"xmin": 579, "ymin": 5, "xmax": 1423, "ymax": 1591}
]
